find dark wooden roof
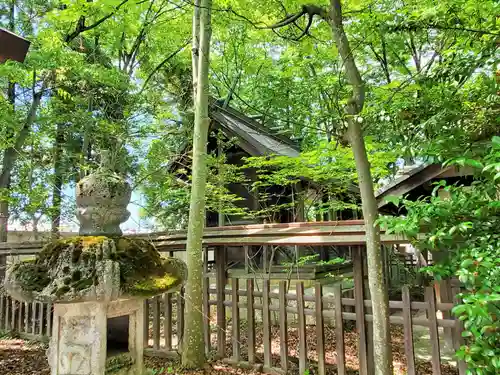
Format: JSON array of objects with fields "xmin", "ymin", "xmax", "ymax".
[
  {"xmin": 209, "ymin": 99, "xmax": 300, "ymax": 157},
  {"xmin": 167, "ymin": 99, "xmax": 300, "ymax": 173},
  {"xmin": 376, "ymin": 163, "xmax": 474, "ymax": 208},
  {"xmin": 0, "ymin": 28, "xmax": 30, "ymax": 63}
]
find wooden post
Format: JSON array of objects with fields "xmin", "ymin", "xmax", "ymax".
[
  {"xmin": 203, "ymin": 246, "xmax": 209, "ymax": 275},
  {"xmin": 315, "ymin": 283, "xmax": 326, "ymax": 375},
  {"xmin": 452, "ymin": 283, "xmax": 467, "ymax": 375},
  {"xmin": 262, "ymin": 245, "xmax": 269, "ymax": 273},
  {"xmin": 163, "ymin": 293, "xmax": 172, "ymax": 351},
  {"xmin": 0, "ymin": 294, "xmax": 4, "ymax": 331},
  {"xmin": 279, "ymin": 281, "xmax": 289, "ymax": 372},
  {"xmin": 203, "ymin": 276, "xmax": 210, "ymax": 356},
  {"xmin": 10, "ymin": 299, "xmax": 16, "ymax": 333},
  {"xmin": 244, "ymin": 245, "xmax": 250, "ymax": 273},
  {"xmin": 297, "ymin": 282, "xmax": 307, "ymax": 375},
  {"xmin": 31, "ymin": 301, "xmax": 36, "ymax": 335},
  {"xmin": 402, "ymin": 286, "xmax": 416, "ymax": 375},
  {"xmin": 215, "ymin": 246, "xmax": 227, "ymax": 358},
  {"xmin": 426, "ymin": 286, "xmax": 442, "ymax": 375},
  {"xmin": 152, "ymin": 296, "xmax": 161, "ymax": 350},
  {"xmin": 333, "ymin": 284, "xmax": 346, "ymax": 375},
  {"xmin": 262, "ymin": 279, "xmax": 272, "ymax": 369},
  {"xmin": 231, "ymin": 278, "xmax": 240, "ymax": 361},
  {"xmin": 24, "ymin": 301, "xmax": 29, "ymax": 333},
  {"xmin": 176, "ymin": 288, "xmax": 184, "ymax": 352},
  {"xmin": 440, "ymin": 279, "xmax": 454, "ymax": 346},
  {"xmin": 353, "ymin": 246, "xmax": 370, "ymax": 375},
  {"xmin": 17, "ymin": 301, "xmax": 23, "ymax": 334},
  {"xmin": 247, "ymin": 279, "xmax": 256, "ymax": 364}
]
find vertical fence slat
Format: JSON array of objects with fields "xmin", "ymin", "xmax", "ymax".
[
  {"xmin": 296, "ymin": 282, "xmax": 307, "ymax": 375},
  {"xmin": 17, "ymin": 300, "xmax": 23, "ymax": 334},
  {"xmin": 0, "ymin": 294, "xmax": 4, "ymax": 331},
  {"xmin": 203, "ymin": 276, "xmax": 210, "ymax": 356},
  {"xmin": 353, "ymin": 246, "xmax": 368, "ymax": 375},
  {"xmin": 231, "ymin": 278, "xmax": 240, "ymax": 361},
  {"xmin": 452, "ymin": 284, "xmax": 467, "ymax": 375},
  {"xmin": 262, "ymin": 279, "xmax": 272, "ymax": 369},
  {"xmin": 46, "ymin": 302, "xmax": 52, "ymax": 337},
  {"xmin": 279, "ymin": 281, "xmax": 288, "ymax": 373},
  {"xmin": 247, "ymin": 279, "xmax": 256, "ymax": 364},
  {"xmin": 37, "ymin": 302, "xmax": 43, "ymax": 336},
  {"xmin": 402, "ymin": 286, "xmax": 416, "ymax": 375},
  {"xmin": 24, "ymin": 301, "xmax": 29, "ymax": 333},
  {"xmin": 426, "ymin": 286, "xmax": 442, "ymax": 375},
  {"xmin": 333, "ymin": 284, "xmax": 346, "ymax": 375},
  {"xmin": 143, "ymin": 299, "xmax": 149, "ymax": 347},
  {"xmin": 244, "ymin": 246, "xmax": 250, "ymax": 273},
  {"xmin": 5, "ymin": 296, "xmax": 11, "ymax": 330},
  {"xmin": 177, "ymin": 288, "xmax": 184, "ymax": 351},
  {"xmin": 31, "ymin": 301, "xmax": 36, "ymax": 334},
  {"xmin": 163, "ymin": 293, "xmax": 172, "ymax": 351},
  {"xmin": 315, "ymin": 283, "xmax": 326, "ymax": 375},
  {"xmin": 152, "ymin": 295, "xmax": 161, "ymax": 350},
  {"xmin": 10, "ymin": 299, "xmax": 16, "ymax": 332},
  {"xmin": 215, "ymin": 246, "xmax": 226, "ymax": 359}
]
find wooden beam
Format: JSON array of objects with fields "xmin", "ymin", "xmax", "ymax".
[{"xmin": 0, "ymin": 220, "xmax": 419, "ymax": 255}]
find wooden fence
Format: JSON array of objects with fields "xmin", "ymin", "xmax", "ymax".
[{"xmin": 1, "ymin": 279, "xmax": 466, "ymax": 375}]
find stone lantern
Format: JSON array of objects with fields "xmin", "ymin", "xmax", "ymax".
[{"xmin": 4, "ymin": 151, "xmax": 187, "ymax": 375}]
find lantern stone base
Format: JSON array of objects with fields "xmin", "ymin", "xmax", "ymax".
[{"xmin": 47, "ymin": 299, "xmax": 145, "ymax": 375}]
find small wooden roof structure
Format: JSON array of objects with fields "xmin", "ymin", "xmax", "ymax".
[
  {"xmin": 0, "ymin": 28, "xmax": 30, "ymax": 63},
  {"xmin": 376, "ymin": 163, "xmax": 474, "ymax": 209},
  {"xmin": 209, "ymin": 99, "xmax": 300, "ymax": 158},
  {"xmin": 168, "ymin": 99, "xmax": 300, "ymax": 173}
]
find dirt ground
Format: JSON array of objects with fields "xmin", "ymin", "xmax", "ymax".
[{"xmin": 0, "ymin": 325, "xmax": 459, "ymax": 375}]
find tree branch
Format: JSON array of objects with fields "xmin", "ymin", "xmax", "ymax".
[
  {"xmin": 259, "ymin": 4, "xmax": 328, "ymax": 32},
  {"xmin": 65, "ymin": 0, "xmax": 131, "ymax": 43},
  {"xmin": 140, "ymin": 40, "xmax": 191, "ymax": 93}
]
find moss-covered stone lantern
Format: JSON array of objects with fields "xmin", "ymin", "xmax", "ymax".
[{"xmin": 4, "ymin": 150, "xmax": 187, "ymax": 375}]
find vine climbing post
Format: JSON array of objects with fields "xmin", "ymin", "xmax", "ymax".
[{"xmin": 181, "ymin": 0, "xmax": 212, "ymax": 368}]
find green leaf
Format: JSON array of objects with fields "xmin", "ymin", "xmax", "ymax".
[{"xmin": 384, "ymin": 195, "xmax": 401, "ymax": 206}]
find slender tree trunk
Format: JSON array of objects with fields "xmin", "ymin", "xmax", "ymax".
[
  {"xmin": 181, "ymin": 0, "xmax": 212, "ymax": 368},
  {"xmin": 328, "ymin": 1, "xmax": 392, "ymax": 374},
  {"xmin": 191, "ymin": 0, "xmax": 200, "ymax": 101},
  {"xmin": 51, "ymin": 122, "xmax": 64, "ymax": 237},
  {"xmin": 0, "ymin": 86, "xmax": 43, "ymax": 278},
  {"xmin": 0, "ymin": 0, "xmax": 17, "ymax": 278}
]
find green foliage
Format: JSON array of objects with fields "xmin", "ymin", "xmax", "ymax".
[{"xmin": 379, "ymin": 138, "xmax": 500, "ymax": 374}]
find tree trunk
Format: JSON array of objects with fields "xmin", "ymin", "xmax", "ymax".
[
  {"xmin": 51, "ymin": 122, "xmax": 64, "ymax": 237},
  {"xmin": 191, "ymin": 0, "xmax": 200, "ymax": 101},
  {"xmin": 328, "ymin": 1, "xmax": 392, "ymax": 374},
  {"xmin": 181, "ymin": 0, "xmax": 212, "ymax": 368},
  {"xmin": 0, "ymin": 87, "xmax": 43, "ymax": 279},
  {"xmin": 0, "ymin": 0, "xmax": 17, "ymax": 278}
]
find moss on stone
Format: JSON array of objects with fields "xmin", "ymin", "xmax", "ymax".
[
  {"xmin": 55, "ymin": 285, "xmax": 70, "ymax": 297},
  {"xmin": 71, "ymin": 270, "xmax": 82, "ymax": 282},
  {"xmin": 9, "ymin": 235, "xmax": 185, "ymax": 301},
  {"xmin": 11, "ymin": 260, "xmax": 50, "ymax": 293},
  {"xmin": 129, "ymin": 274, "xmax": 179, "ymax": 296},
  {"xmin": 105, "ymin": 353, "xmax": 134, "ymax": 374}
]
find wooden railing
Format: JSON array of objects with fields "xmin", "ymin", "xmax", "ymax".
[
  {"xmin": 0, "ymin": 278, "xmax": 464, "ymax": 375},
  {"xmin": 0, "ymin": 221, "xmax": 414, "ymax": 255}
]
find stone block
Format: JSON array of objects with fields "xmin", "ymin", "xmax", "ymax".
[{"xmin": 48, "ymin": 299, "xmax": 144, "ymax": 375}]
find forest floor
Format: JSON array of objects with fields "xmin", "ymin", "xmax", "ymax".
[{"xmin": 1, "ymin": 324, "xmax": 459, "ymax": 375}]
